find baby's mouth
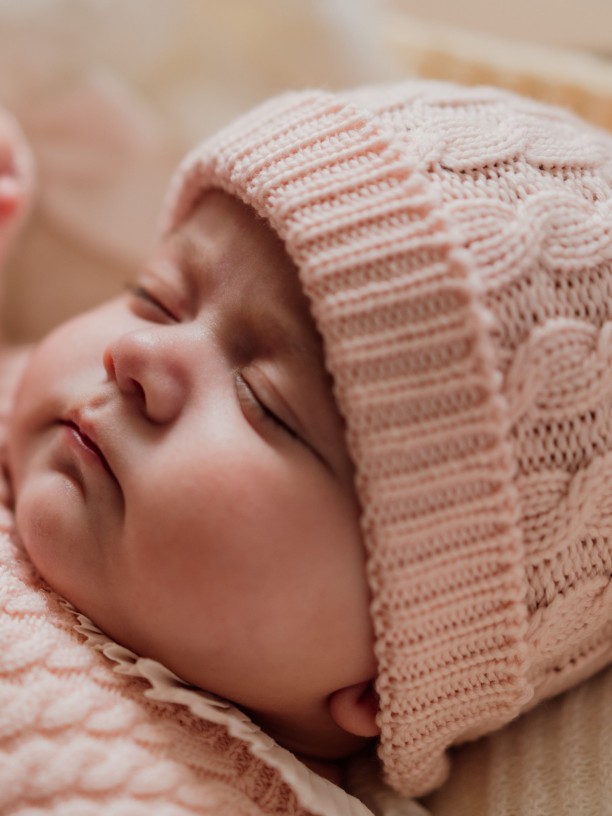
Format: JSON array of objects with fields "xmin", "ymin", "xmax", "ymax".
[{"xmin": 61, "ymin": 419, "xmax": 116, "ymax": 481}]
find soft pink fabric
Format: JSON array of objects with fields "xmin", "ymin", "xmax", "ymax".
[{"xmin": 166, "ymin": 80, "xmax": 612, "ymax": 798}]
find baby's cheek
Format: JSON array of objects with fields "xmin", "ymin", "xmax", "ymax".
[{"xmin": 14, "ymin": 468, "xmax": 88, "ymax": 602}]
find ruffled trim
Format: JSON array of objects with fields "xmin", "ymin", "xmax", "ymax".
[{"xmin": 70, "ymin": 608, "xmax": 378, "ymax": 816}]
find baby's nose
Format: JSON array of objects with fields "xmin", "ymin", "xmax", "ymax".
[{"xmin": 103, "ymin": 329, "xmax": 189, "ymax": 424}]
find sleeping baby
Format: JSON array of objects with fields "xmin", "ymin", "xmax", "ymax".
[{"xmin": 2, "ymin": 80, "xmax": 612, "ymax": 799}]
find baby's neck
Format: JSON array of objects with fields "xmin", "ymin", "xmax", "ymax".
[{"xmin": 297, "ymin": 753, "xmax": 343, "ymax": 786}]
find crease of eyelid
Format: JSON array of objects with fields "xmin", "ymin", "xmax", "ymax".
[
  {"xmin": 124, "ymin": 283, "xmax": 176, "ymax": 323},
  {"xmin": 243, "ymin": 364, "xmax": 308, "ymax": 443},
  {"xmin": 245, "ymin": 380, "xmax": 328, "ymax": 473},
  {"xmin": 235, "ymin": 372, "xmax": 291, "ymax": 437},
  {"xmin": 243, "ymin": 364, "xmax": 335, "ymax": 473}
]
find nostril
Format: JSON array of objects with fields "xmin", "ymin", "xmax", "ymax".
[
  {"xmin": 103, "ymin": 348, "xmax": 116, "ymax": 379},
  {"xmin": 129, "ymin": 377, "xmax": 146, "ymax": 408},
  {"xmin": 103, "ymin": 332, "xmax": 186, "ymax": 425}
]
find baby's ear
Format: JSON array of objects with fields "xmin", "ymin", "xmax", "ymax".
[{"xmin": 328, "ymin": 680, "xmax": 380, "ymax": 738}]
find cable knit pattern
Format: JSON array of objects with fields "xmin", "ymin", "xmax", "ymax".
[
  {"xmin": 412, "ymin": 87, "xmax": 612, "ymax": 710},
  {"xmin": 166, "ymin": 80, "xmax": 612, "ymax": 798}
]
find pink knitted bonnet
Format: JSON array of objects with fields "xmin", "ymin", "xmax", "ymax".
[{"xmin": 165, "ymin": 81, "xmax": 612, "ymax": 797}]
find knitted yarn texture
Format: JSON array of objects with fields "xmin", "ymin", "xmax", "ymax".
[{"xmin": 166, "ymin": 81, "xmax": 612, "ymax": 798}]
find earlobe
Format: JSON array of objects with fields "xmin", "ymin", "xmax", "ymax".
[{"xmin": 328, "ymin": 680, "xmax": 380, "ymax": 738}]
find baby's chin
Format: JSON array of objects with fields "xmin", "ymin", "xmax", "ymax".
[
  {"xmin": 246, "ymin": 703, "xmax": 371, "ymax": 762},
  {"xmin": 247, "ymin": 706, "xmax": 373, "ymax": 786}
]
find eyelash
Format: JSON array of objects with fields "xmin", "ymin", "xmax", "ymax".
[
  {"xmin": 235, "ymin": 374, "xmax": 299, "ymax": 442},
  {"xmin": 127, "ymin": 283, "xmax": 176, "ymax": 321}
]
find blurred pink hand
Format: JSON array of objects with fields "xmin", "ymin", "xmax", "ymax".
[{"xmin": 0, "ymin": 109, "xmax": 34, "ymax": 263}]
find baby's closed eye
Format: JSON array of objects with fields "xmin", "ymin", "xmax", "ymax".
[
  {"xmin": 235, "ymin": 370, "xmax": 302, "ymax": 443},
  {"xmin": 126, "ymin": 283, "xmax": 179, "ymax": 323}
]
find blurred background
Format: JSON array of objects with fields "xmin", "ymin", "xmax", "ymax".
[{"xmin": 1, "ymin": 0, "xmax": 611, "ymax": 340}]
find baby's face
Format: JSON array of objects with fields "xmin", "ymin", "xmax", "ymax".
[{"xmin": 8, "ymin": 190, "xmax": 378, "ymax": 760}]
